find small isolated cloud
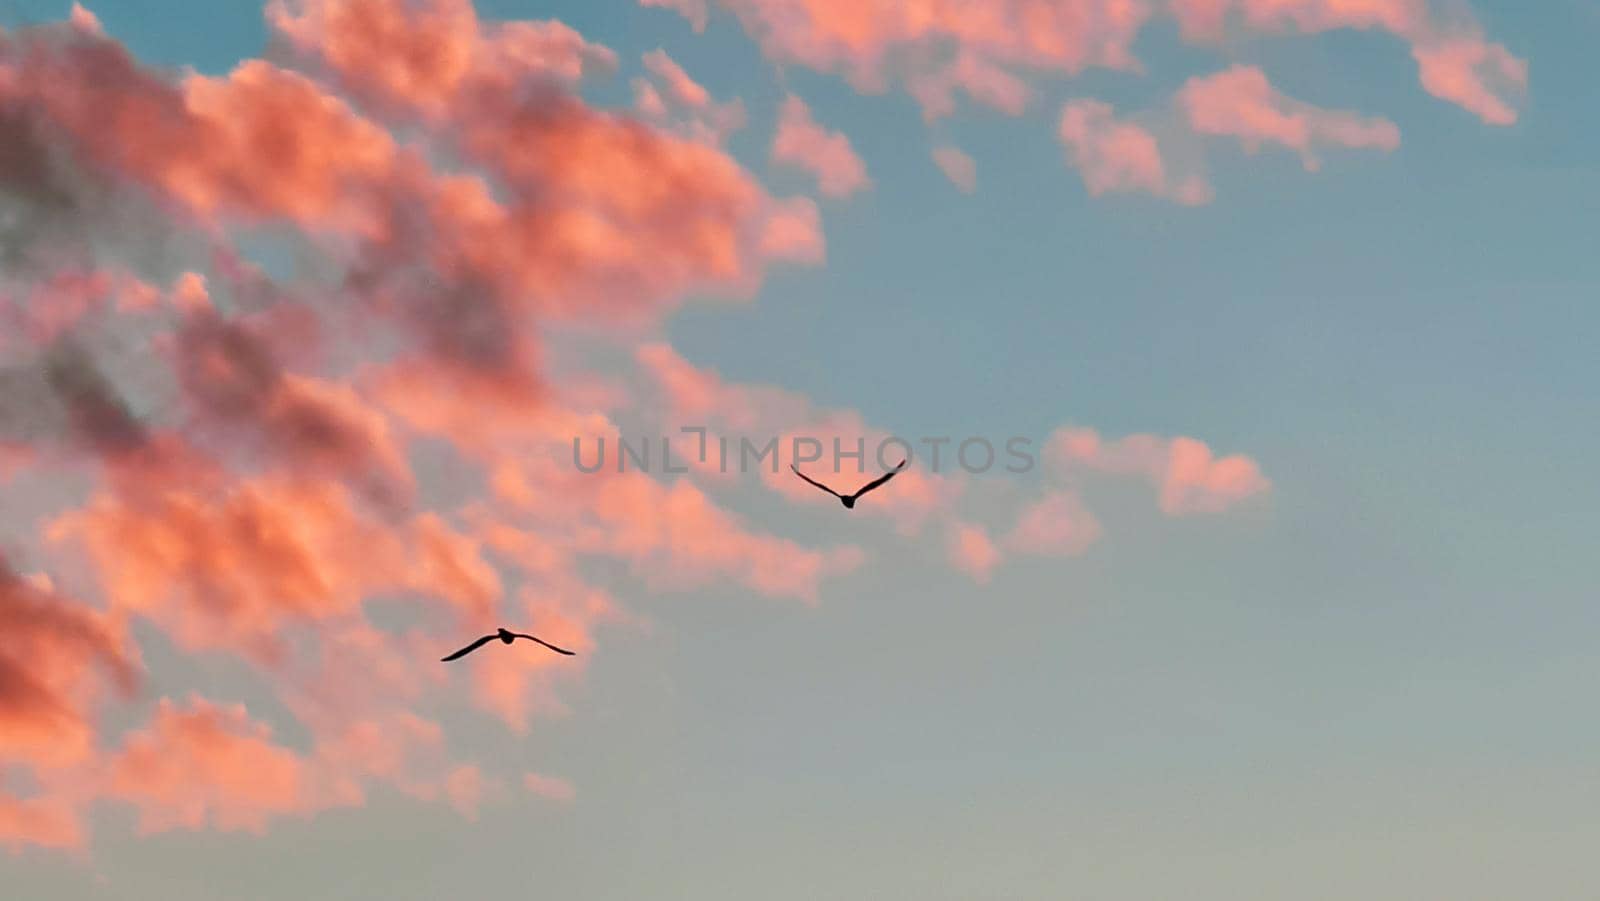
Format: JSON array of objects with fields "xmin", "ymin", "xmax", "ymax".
[
  {"xmin": 1413, "ymin": 35, "xmax": 1528, "ymax": 127},
  {"xmin": 523, "ymin": 772, "xmax": 576, "ymax": 803},
  {"xmin": 948, "ymin": 522, "xmax": 1001, "ymax": 583},
  {"xmin": 1058, "ymin": 100, "xmax": 1212, "ymax": 205},
  {"xmin": 640, "ymin": 0, "xmax": 708, "ymax": 32},
  {"xmin": 1047, "ymin": 428, "xmax": 1271, "ymax": 516},
  {"xmin": 931, "ymin": 145, "xmax": 977, "ymax": 193},
  {"xmin": 444, "ymin": 765, "xmax": 488, "ymax": 820},
  {"xmin": 643, "ymin": 49, "xmax": 710, "ymax": 109},
  {"xmin": 771, "ymin": 95, "xmax": 870, "ymax": 199},
  {"xmin": 1005, "ymin": 491, "xmax": 1103, "ymax": 558}
]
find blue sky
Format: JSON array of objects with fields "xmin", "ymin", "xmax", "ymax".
[{"xmin": 2, "ymin": 0, "xmax": 1598, "ymax": 898}]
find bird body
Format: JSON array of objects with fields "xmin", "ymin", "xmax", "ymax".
[{"xmin": 441, "ymin": 627, "xmax": 575, "ymax": 661}]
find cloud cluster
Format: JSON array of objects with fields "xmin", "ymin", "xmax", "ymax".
[
  {"xmin": 629, "ymin": 344, "xmax": 1267, "ymax": 581},
  {"xmin": 0, "ymin": 0, "xmax": 830, "ymax": 850},
  {"xmin": 643, "ymin": 0, "xmax": 1526, "ymax": 201},
  {"xmin": 0, "ymin": 0, "xmax": 1271, "ymax": 853},
  {"xmin": 649, "ymin": 0, "xmax": 1523, "ymax": 124}
]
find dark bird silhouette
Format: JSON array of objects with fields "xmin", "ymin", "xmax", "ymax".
[
  {"xmin": 790, "ymin": 459, "xmax": 907, "ymax": 509},
  {"xmin": 441, "ymin": 627, "xmax": 575, "ymax": 662}
]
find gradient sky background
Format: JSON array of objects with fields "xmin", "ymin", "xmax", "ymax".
[{"xmin": 1, "ymin": 0, "xmax": 1597, "ymax": 898}]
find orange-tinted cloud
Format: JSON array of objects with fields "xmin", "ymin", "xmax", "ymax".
[
  {"xmin": 0, "ymin": 1, "xmax": 1278, "ymax": 853},
  {"xmin": 676, "ymin": 0, "xmax": 1527, "ymax": 128},
  {"xmin": 0, "ymin": 31, "xmax": 403, "ymax": 232},
  {"xmin": 171, "ymin": 311, "xmax": 415, "ymax": 506},
  {"xmin": 1180, "ymin": 65, "xmax": 1401, "ymax": 169},
  {"xmin": 458, "ymin": 580, "xmax": 613, "ymax": 731},
  {"xmin": 109, "ymin": 696, "xmax": 315, "ymax": 834},
  {"xmin": 432, "ymin": 91, "xmax": 820, "ymax": 320},
  {"xmin": 0, "ymin": 3, "xmax": 849, "ymax": 851},
  {"xmin": 50, "ymin": 465, "xmax": 512, "ymax": 664},
  {"xmin": 0, "ymin": 794, "xmax": 82, "ymax": 851},
  {"xmin": 268, "ymin": 0, "xmax": 617, "ymax": 120},
  {"xmin": 0, "ymin": 564, "xmax": 136, "ymax": 771},
  {"xmin": 565, "ymin": 465, "xmax": 864, "ymax": 602}
]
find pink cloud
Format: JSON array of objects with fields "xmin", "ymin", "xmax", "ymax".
[
  {"xmin": 1177, "ymin": 0, "xmax": 1426, "ymax": 36},
  {"xmin": 633, "ymin": 49, "xmax": 747, "ymax": 145},
  {"xmin": 1160, "ymin": 436, "xmax": 1272, "ymax": 515},
  {"xmin": 908, "ymin": 50, "xmax": 1032, "ymax": 120},
  {"xmin": 0, "ymin": 2, "xmax": 1278, "ymax": 852},
  {"xmin": 587, "ymin": 473, "xmax": 866, "ymax": 602},
  {"xmin": 641, "ymin": 0, "xmax": 709, "ymax": 32},
  {"xmin": 523, "ymin": 772, "xmax": 577, "ymax": 802},
  {"xmin": 444, "ymin": 765, "xmax": 489, "ymax": 819},
  {"xmin": 643, "ymin": 49, "xmax": 710, "ymax": 108},
  {"xmin": 0, "ymin": 4, "xmax": 843, "ymax": 850},
  {"xmin": 1005, "ymin": 491, "xmax": 1103, "ymax": 557},
  {"xmin": 759, "ymin": 195, "xmax": 827, "ymax": 264},
  {"xmin": 269, "ymin": 0, "xmax": 617, "ymax": 120},
  {"xmin": 948, "ymin": 523, "xmax": 1001, "ymax": 583},
  {"xmin": 1058, "ymin": 99, "xmax": 1213, "ymax": 205},
  {"xmin": 931, "ymin": 145, "xmax": 977, "ymax": 193},
  {"xmin": 651, "ymin": 0, "xmax": 1524, "ymax": 190},
  {"xmin": 68, "ymin": 3, "xmax": 102, "ymax": 34},
  {"xmin": 1046, "ymin": 427, "xmax": 1271, "ymax": 515},
  {"xmin": 677, "ymin": 0, "xmax": 1148, "ymax": 115},
  {"xmin": 1180, "ymin": 65, "xmax": 1400, "ymax": 169},
  {"xmin": 632, "ymin": 342, "xmax": 965, "ymax": 532},
  {"xmin": 0, "ymin": 564, "xmax": 136, "ymax": 772},
  {"xmin": 109, "ymin": 697, "xmax": 316, "ymax": 834},
  {"xmin": 1169, "ymin": 0, "xmax": 1525, "ymax": 124},
  {"xmin": 0, "ymin": 46, "xmax": 404, "ymax": 233},
  {"xmin": 0, "ymin": 795, "xmax": 83, "ymax": 851},
  {"xmin": 1413, "ymin": 35, "xmax": 1527, "ymax": 127},
  {"xmin": 771, "ymin": 95, "xmax": 870, "ymax": 198}
]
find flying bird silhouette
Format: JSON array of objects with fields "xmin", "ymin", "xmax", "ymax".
[
  {"xmin": 441, "ymin": 627, "xmax": 575, "ymax": 662},
  {"xmin": 790, "ymin": 459, "xmax": 908, "ymax": 509}
]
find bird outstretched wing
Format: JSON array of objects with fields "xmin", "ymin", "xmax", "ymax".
[
  {"xmin": 511, "ymin": 633, "xmax": 577, "ymax": 656},
  {"xmin": 441, "ymin": 634, "xmax": 497, "ymax": 662},
  {"xmin": 850, "ymin": 460, "xmax": 907, "ymax": 499},
  {"xmin": 790, "ymin": 465, "xmax": 843, "ymax": 498}
]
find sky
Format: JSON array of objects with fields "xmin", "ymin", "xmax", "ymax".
[{"xmin": 0, "ymin": 0, "xmax": 1596, "ymax": 898}]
